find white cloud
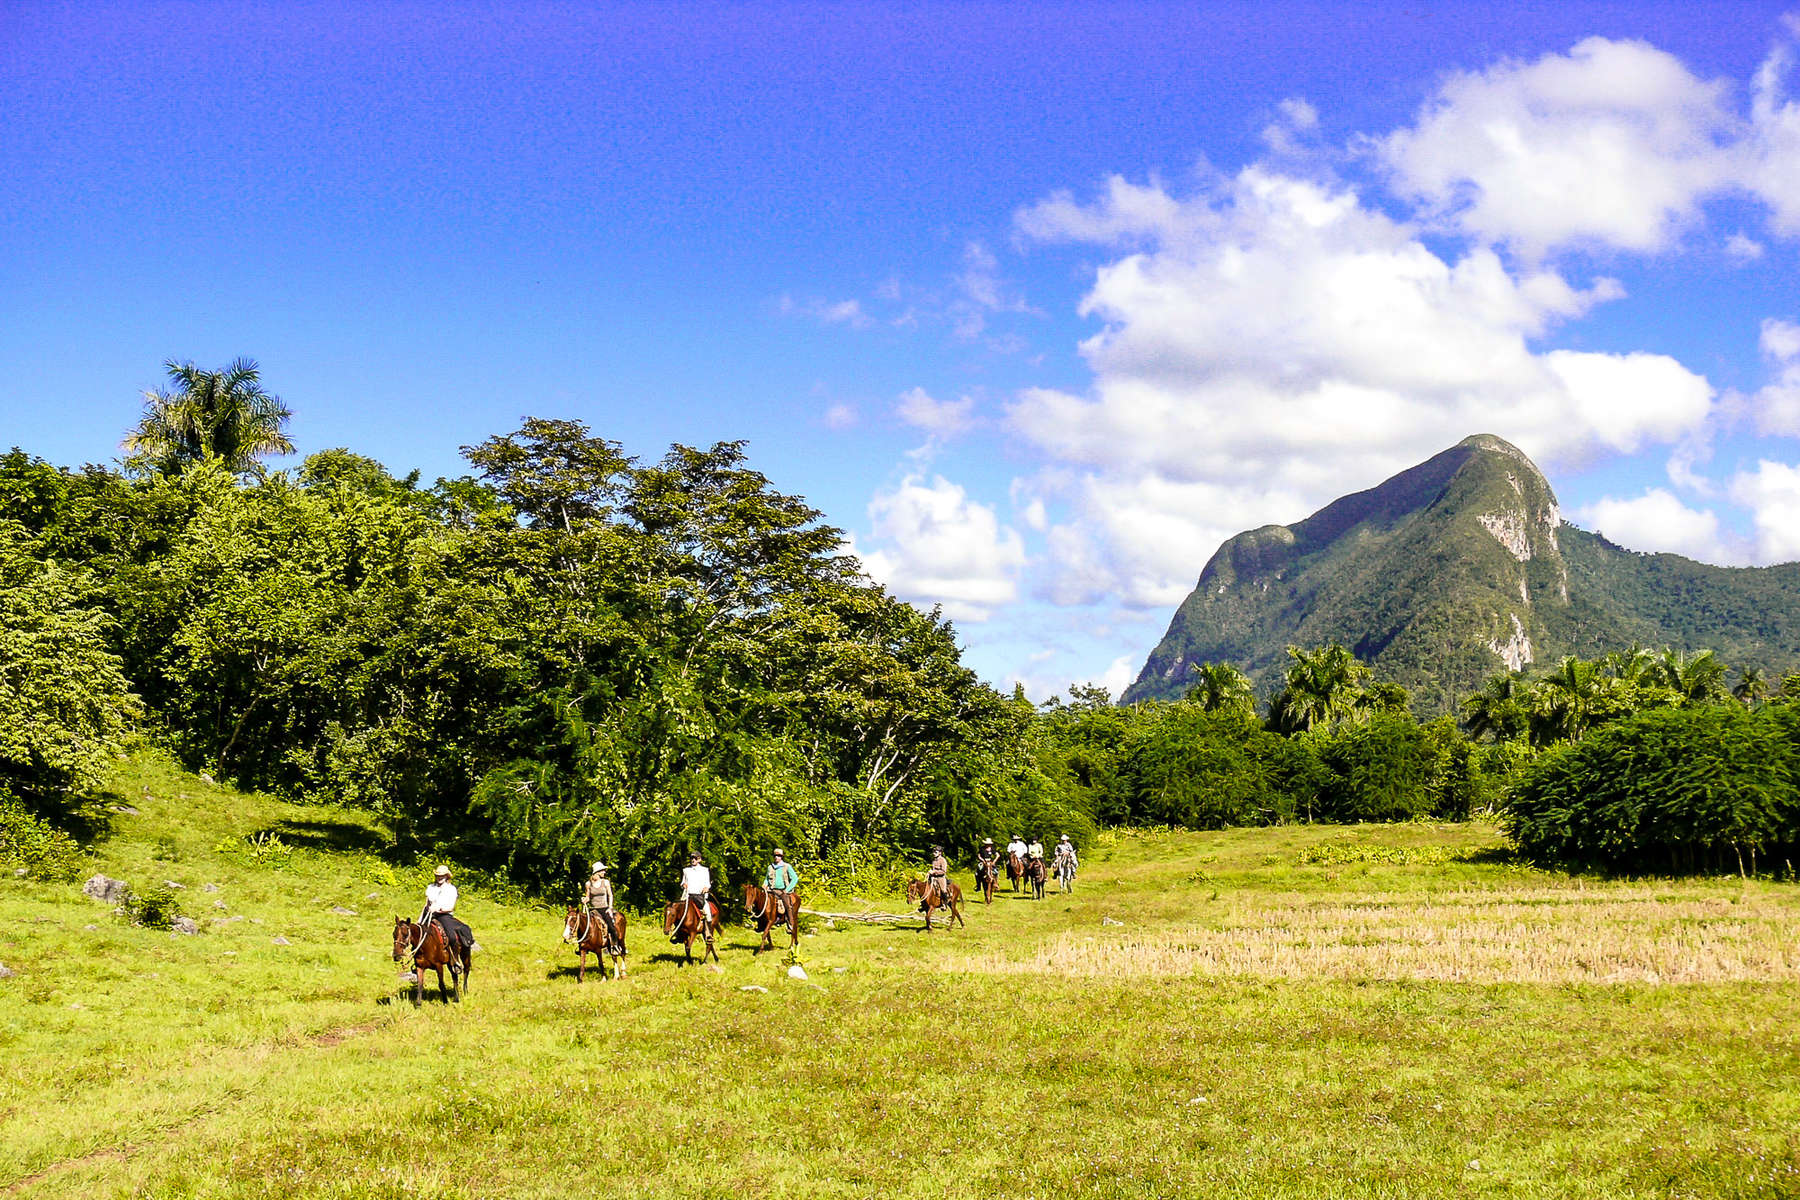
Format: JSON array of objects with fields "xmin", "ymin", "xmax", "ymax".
[
  {"xmin": 1574, "ymin": 488, "xmax": 1735, "ymax": 562},
  {"xmin": 859, "ymin": 474, "xmax": 1027, "ymax": 622},
  {"xmin": 778, "ymin": 294, "xmax": 874, "ymax": 329},
  {"xmin": 1731, "ymin": 460, "xmax": 1800, "ymax": 562},
  {"xmin": 822, "ymin": 402, "xmax": 858, "ymax": 431},
  {"xmin": 1726, "ymin": 232, "xmax": 1766, "ymax": 262},
  {"xmin": 1753, "ymin": 317, "xmax": 1800, "ymax": 434},
  {"xmin": 1378, "ymin": 37, "xmax": 1740, "ymax": 256},
  {"xmin": 1749, "ymin": 41, "xmax": 1800, "ymax": 235},
  {"xmin": 1009, "ymin": 168, "xmax": 1716, "ymax": 606},
  {"xmin": 895, "ymin": 387, "xmax": 977, "ymax": 438}
]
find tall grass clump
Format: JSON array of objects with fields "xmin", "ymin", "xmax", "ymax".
[{"xmin": 1503, "ymin": 704, "xmax": 1800, "ymax": 874}]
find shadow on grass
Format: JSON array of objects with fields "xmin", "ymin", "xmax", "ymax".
[
  {"xmin": 260, "ymin": 819, "xmax": 387, "ymax": 854},
  {"xmin": 24, "ymin": 789, "xmax": 117, "ymax": 844}
]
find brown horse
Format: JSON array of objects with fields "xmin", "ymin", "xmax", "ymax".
[
  {"xmin": 743, "ymin": 883, "xmax": 798, "ymax": 954},
  {"xmin": 562, "ymin": 908, "xmax": 628, "ymax": 981},
  {"xmin": 392, "ymin": 916, "xmax": 469, "ymax": 1005},
  {"xmin": 662, "ymin": 895, "xmax": 722, "ymax": 964},
  {"xmin": 905, "ymin": 877, "xmax": 965, "ymax": 931},
  {"xmin": 974, "ymin": 856, "xmax": 999, "ymax": 904},
  {"xmin": 1006, "ymin": 851, "xmax": 1024, "ymax": 892},
  {"xmin": 1025, "ymin": 855, "xmax": 1047, "ymax": 900}
]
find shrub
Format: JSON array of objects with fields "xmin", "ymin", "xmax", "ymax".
[
  {"xmin": 1503, "ymin": 705, "xmax": 1800, "ymax": 873},
  {"xmin": 0, "ymin": 791, "xmax": 86, "ymax": 880},
  {"xmin": 120, "ymin": 883, "xmax": 183, "ymax": 929},
  {"xmin": 1121, "ymin": 705, "xmax": 1294, "ymax": 829},
  {"xmin": 1317, "ymin": 714, "xmax": 1437, "ymax": 822}
]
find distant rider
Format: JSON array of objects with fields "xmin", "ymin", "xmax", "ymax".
[
  {"xmin": 584, "ymin": 861, "xmax": 623, "ymax": 956},
  {"xmin": 1053, "ymin": 835, "xmax": 1079, "ymax": 890},
  {"xmin": 673, "ymin": 851, "xmax": 714, "ymax": 943},
  {"xmin": 1006, "ymin": 835, "xmax": 1027, "ymax": 864},
  {"xmin": 423, "ymin": 864, "xmax": 473, "ymax": 956},
  {"xmin": 765, "ymin": 848, "xmax": 799, "ymax": 923},
  {"xmin": 975, "ymin": 837, "xmax": 998, "ymax": 887},
  {"xmin": 1025, "ymin": 835, "xmax": 1045, "ymax": 866}
]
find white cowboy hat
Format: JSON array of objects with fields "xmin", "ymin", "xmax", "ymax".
[
  {"xmin": 772, "ymin": 848, "xmax": 785, "ymax": 856},
  {"xmin": 591, "ymin": 861, "xmax": 607, "ymax": 872},
  {"xmin": 983, "ymin": 837, "xmax": 993, "ymax": 844},
  {"xmin": 434, "ymin": 864, "xmax": 451, "ymax": 877}
]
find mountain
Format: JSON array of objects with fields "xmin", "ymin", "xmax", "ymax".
[{"xmin": 1122, "ymin": 434, "xmax": 1800, "ymax": 714}]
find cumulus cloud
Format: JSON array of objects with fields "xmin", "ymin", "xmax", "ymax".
[
  {"xmin": 1574, "ymin": 488, "xmax": 1736, "ymax": 562},
  {"xmin": 1731, "ymin": 460, "xmax": 1800, "ymax": 563},
  {"xmin": 1008, "ymin": 168, "xmax": 1716, "ymax": 606},
  {"xmin": 1749, "ymin": 40, "xmax": 1800, "ymax": 235},
  {"xmin": 895, "ymin": 387, "xmax": 977, "ymax": 438},
  {"xmin": 822, "ymin": 402, "xmax": 858, "ymax": 431},
  {"xmin": 1378, "ymin": 37, "xmax": 1739, "ymax": 256},
  {"xmin": 859, "ymin": 474, "xmax": 1027, "ymax": 622},
  {"xmin": 1754, "ymin": 317, "xmax": 1800, "ymax": 434}
]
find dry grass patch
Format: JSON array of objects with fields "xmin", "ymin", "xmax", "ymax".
[{"xmin": 949, "ymin": 885, "xmax": 1800, "ymax": 984}]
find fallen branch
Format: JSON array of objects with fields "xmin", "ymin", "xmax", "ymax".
[{"xmin": 798, "ymin": 907, "xmax": 920, "ymax": 925}]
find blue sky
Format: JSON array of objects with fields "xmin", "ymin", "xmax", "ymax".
[{"xmin": 5, "ymin": 2, "xmax": 1799, "ymax": 698}]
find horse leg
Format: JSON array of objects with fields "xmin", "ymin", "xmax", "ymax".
[
  {"xmin": 412, "ymin": 960, "xmax": 423, "ymax": 1007},
  {"xmin": 577, "ymin": 946, "xmax": 586, "ymax": 983}
]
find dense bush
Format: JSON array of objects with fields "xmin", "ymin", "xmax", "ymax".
[
  {"xmin": 1503, "ymin": 705, "xmax": 1800, "ymax": 873},
  {"xmin": 0, "ymin": 791, "xmax": 87, "ymax": 880},
  {"xmin": 1120, "ymin": 704, "xmax": 1296, "ymax": 829}
]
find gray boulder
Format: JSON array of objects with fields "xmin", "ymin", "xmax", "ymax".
[
  {"xmin": 82, "ymin": 874, "xmax": 128, "ymax": 903},
  {"xmin": 169, "ymin": 917, "xmax": 199, "ymax": 935},
  {"xmin": 0, "ymin": 963, "xmax": 15, "ymax": 979}
]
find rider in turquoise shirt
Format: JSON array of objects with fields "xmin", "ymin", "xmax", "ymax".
[{"xmin": 766, "ymin": 849, "xmax": 799, "ymax": 920}]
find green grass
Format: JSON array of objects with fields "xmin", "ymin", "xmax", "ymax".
[{"xmin": 3, "ymin": 753, "xmax": 1799, "ymax": 1198}]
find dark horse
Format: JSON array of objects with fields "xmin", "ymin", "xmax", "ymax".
[
  {"xmin": 905, "ymin": 877, "xmax": 966, "ymax": 932},
  {"xmin": 1006, "ymin": 851, "xmax": 1024, "ymax": 893},
  {"xmin": 663, "ymin": 895, "xmax": 722, "ymax": 965},
  {"xmin": 392, "ymin": 916, "xmax": 470, "ymax": 1005},
  {"xmin": 744, "ymin": 883, "xmax": 798, "ymax": 954},
  {"xmin": 974, "ymin": 857, "xmax": 999, "ymax": 905},
  {"xmin": 1025, "ymin": 856, "xmax": 1047, "ymax": 900},
  {"xmin": 562, "ymin": 908, "xmax": 628, "ymax": 981}
]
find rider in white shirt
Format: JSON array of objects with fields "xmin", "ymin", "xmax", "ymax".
[
  {"xmin": 1005, "ymin": 836, "xmax": 1027, "ymax": 861},
  {"xmin": 1025, "ymin": 837, "xmax": 1045, "ymax": 863},
  {"xmin": 673, "ymin": 852, "xmax": 715, "ymax": 942},
  {"xmin": 423, "ymin": 864, "xmax": 472, "ymax": 954}
]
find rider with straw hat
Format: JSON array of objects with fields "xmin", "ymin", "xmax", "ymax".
[{"xmin": 584, "ymin": 861, "xmax": 623, "ymax": 955}]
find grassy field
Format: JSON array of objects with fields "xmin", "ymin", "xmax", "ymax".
[{"xmin": 4, "ymin": 753, "xmax": 1799, "ymax": 1199}]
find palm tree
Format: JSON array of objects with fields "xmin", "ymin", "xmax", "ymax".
[
  {"xmin": 1732, "ymin": 666, "xmax": 1767, "ymax": 707},
  {"xmin": 1462, "ymin": 673, "xmax": 1529, "ymax": 742},
  {"xmin": 1654, "ymin": 648, "xmax": 1729, "ymax": 704},
  {"xmin": 1529, "ymin": 655, "xmax": 1620, "ymax": 744},
  {"xmin": 1267, "ymin": 644, "xmax": 1371, "ymax": 734},
  {"xmin": 122, "ymin": 358, "xmax": 294, "ymax": 479},
  {"xmin": 1184, "ymin": 661, "xmax": 1256, "ymax": 717}
]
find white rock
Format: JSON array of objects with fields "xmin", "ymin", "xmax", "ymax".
[
  {"xmin": 0, "ymin": 963, "xmax": 14, "ymax": 979},
  {"xmin": 330, "ymin": 906, "xmax": 357, "ymax": 916},
  {"xmin": 163, "ymin": 880, "xmax": 185, "ymax": 889},
  {"xmin": 82, "ymin": 874, "xmax": 128, "ymax": 903},
  {"xmin": 1102, "ymin": 916, "xmax": 1124, "ymax": 926},
  {"xmin": 787, "ymin": 964, "xmax": 808, "ymax": 981},
  {"xmin": 271, "ymin": 936, "xmax": 291, "ymax": 946},
  {"xmin": 202, "ymin": 883, "xmax": 220, "ymax": 893},
  {"xmin": 739, "ymin": 985, "xmax": 769, "ymax": 993},
  {"xmin": 170, "ymin": 916, "xmax": 199, "ymax": 935}
]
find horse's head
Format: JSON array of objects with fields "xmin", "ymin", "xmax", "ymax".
[
  {"xmin": 904, "ymin": 878, "xmax": 922, "ymax": 902},
  {"xmin": 562, "ymin": 908, "xmax": 581, "ymax": 944},
  {"xmin": 663, "ymin": 902, "xmax": 680, "ymax": 936},
  {"xmin": 391, "ymin": 916, "xmax": 410, "ymax": 961}
]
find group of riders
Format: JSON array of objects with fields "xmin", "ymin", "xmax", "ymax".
[{"xmin": 416, "ymin": 835, "xmax": 1078, "ymax": 964}]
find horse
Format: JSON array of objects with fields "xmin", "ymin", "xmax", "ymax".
[
  {"xmin": 1054, "ymin": 853, "xmax": 1077, "ymax": 894},
  {"xmin": 1026, "ymin": 856, "xmax": 1047, "ymax": 900},
  {"xmin": 974, "ymin": 857, "xmax": 999, "ymax": 905},
  {"xmin": 905, "ymin": 877, "xmax": 965, "ymax": 932},
  {"xmin": 392, "ymin": 915, "xmax": 469, "ymax": 1005},
  {"xmin": 744, "ymin": 883, "xmax": 798, "ymax": 955},
  {"xmin": 562, "ymin": 908, "xmax": 627, "ymax": 981},
  {"xmin": 662, "ymin": 895, "xmax": 722, "ymax": 965},
  {"xmin": 1006, "ymin": 851, "xmax": 1024, "ymax": 893}
]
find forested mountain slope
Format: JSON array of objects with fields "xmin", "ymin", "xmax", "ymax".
[{"xmin": 1124, "ymin": 435, "xmax": 1800, "ymax": 713}]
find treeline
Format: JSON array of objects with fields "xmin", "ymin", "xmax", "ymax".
[{"xmin": 4, "ymin": 360, "xmax": 1796, "ymax": 890}]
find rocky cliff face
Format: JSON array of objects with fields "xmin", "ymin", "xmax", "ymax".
[{"xmin": 1122, "ymin": 435, "xmax": 1800, "ymax": 713}]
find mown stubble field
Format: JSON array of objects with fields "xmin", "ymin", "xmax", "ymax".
[{"xmin": 3, "ymin": 754, "xmax": 1798, "ymax": 1198}]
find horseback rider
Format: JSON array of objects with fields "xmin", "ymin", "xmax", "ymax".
[
  {"xmin": 1025, "ymin": 835, "xmax": 1045, "ymax": 865},
  {"xmin": 1053, "ymin": 835, "xmax": 1078, "ymax": 884},
  {"xmin": 765, "ymin": 848, "xmax": 798, "ymax": 923},
  {"xmin": 673, "ymin": 851, "xmax": 714, "ymax": 943},
  {"xmin": 1006, "ymin": 834, "xmax": 1027, "ymax": 863},
  {"xmin": 975, "ymin": 837, "xmax": 998, "ymax": 884},
  {"xmin": 584, "ymin": 861, "xmax": 624, "ymax": 956},
  {"xmin": 923, "ymin": 844, "xmax": 949, "ymax": 909},
  {"xmin": 423, "ymin": 864, "xmax": 473, "ymax": 956}
]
